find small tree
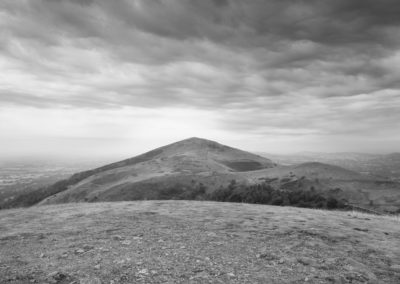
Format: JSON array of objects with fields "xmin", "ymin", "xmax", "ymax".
[{"xmin": 327, "ymin": 197, "xmax": 338, "ymax": 209}]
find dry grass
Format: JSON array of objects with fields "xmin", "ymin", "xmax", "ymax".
[
  {"xmin": 1, "ymin": 201, "xmax": 399, "ymax": 283},
  {"xmin": 346, "ymin": 210, "xmax": 400, "ymax": 223}
]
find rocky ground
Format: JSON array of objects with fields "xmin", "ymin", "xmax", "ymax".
[{"xmin": 0, "ymin": 201, "xmax": 399, "ymax": 283}]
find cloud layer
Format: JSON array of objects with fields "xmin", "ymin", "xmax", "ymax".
[{"xmin": 1, "ymin": 0, "xmax": 400, "ymax": 155}]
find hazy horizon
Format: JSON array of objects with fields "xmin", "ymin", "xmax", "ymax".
[
  {"xmin": 2, "ymin": 0, "xmax": 400, "ymax": 159},
  {"xmin": 1, "ymin": 136, "xmax": 399, "ymax": 163}
]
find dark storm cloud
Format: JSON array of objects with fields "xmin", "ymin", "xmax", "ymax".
[
  {"xmin": 95, "ymin": 0, "xmax": 400, "ymax": 46},
  {"xmin": 1, "ymin": 0, "xmax": 400, "ymax": 141},
  {"xmin": 3, "ymin": 0, "xmax": 400, "ymax": 45}
]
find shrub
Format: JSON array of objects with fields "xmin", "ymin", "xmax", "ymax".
[{"xmin": 207, "ymin": 181, "xmax": 347, "ymax": 210}]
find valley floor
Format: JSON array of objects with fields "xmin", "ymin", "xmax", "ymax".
[{"xmin": 0, "ymin": 201, "xmax": 399, "ymax": 284}]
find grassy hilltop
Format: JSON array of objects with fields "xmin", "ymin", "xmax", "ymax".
[{"xmin": 0, "ymin": 200, "xmax": 399, "ymax": 283}]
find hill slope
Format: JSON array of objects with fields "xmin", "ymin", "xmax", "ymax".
[
  {"xmin": 258, "ymin": 152, "xmax": 400, "ymax": 181},
  {"xmin": 5, "ymin": 137, "xmax": 399, "ymax": 213},
  {"xmin": 38, "ymin": 137, "xmax": 275, "ymax": 205},
  {"xmin": 239, "ymin": 161, "xmax": 400, "ymax": 212},
  {"xmin": 0, "ymin": 201, "xmax": 399, "ymax": 283}
]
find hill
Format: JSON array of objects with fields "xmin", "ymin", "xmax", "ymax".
[
  {"xmin": 2, "ymin": 137, "xmax": 399, "ymax": 213},
  {"xmin": 259, "ymin": 152, "xmax": 400, "ymax": 181},
  {"xmin": 37, "ymin": 137, "xmax": 275, "ymax": 205},
  {"xmin": 0, "ymin": 201, "xmax": 399, "ymax": 283},
  {"xmin": 241, "ymin": 162, "xmax": 400, "ymax": 212}
]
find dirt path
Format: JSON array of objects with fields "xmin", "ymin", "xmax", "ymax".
[{"xmin": 0, "ymin": 201, "xmax": 399, "ymax": 283}]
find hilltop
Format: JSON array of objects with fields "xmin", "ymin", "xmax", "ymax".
[{"xmin": 0, "ymin": 200, "xmax": 399, "ymax": 283}]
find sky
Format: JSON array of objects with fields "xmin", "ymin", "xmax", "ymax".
[{"xmin": 1, "ymin": 0, "xmax": 400, "ymax": 159}]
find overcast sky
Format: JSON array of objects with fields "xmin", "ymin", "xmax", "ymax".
[{"xmin": 1, "ymin": 0, "xmax": 400, "ymax": 159}]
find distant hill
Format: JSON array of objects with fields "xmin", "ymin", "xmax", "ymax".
[
  {"xmin": 2, "ymin": 138, "xmax": 399, "ymax": 213},
  {"xmin": 259, "ymin": 151, "xmax": 400, "ymax": 181},
  {"xmin": 38, "ymin": 137, "xmax": 275, "ymax": 205}
]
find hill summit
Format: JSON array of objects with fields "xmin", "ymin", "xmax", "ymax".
[{"xmin": 154, "ymin": 137, "xmax": 276, "ymax": 172}]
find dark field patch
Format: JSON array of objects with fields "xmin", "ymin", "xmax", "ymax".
[{"xmin": 221, "ymin": 161, "xmax": 265, "ymax": 172}]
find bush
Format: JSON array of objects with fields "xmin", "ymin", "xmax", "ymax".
[
  {"xmin": 327, "ymin": 197, "xmax": 338, "ymax": 209},
  {"xmin": 158, "ymin": 186, "xmax": 185, "ymax": 200},
  {"xmin": 207, "ymin": 181, "xmax": 347, "ymax": 210}
]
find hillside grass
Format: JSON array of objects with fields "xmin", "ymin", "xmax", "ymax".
[
  {"xmin": 346, "ymin": 210, "xmax": 400, "ymax": 222},
  {"xmin": 0, "ymin": 201, "xmax": 399, "ymax": 283}
]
